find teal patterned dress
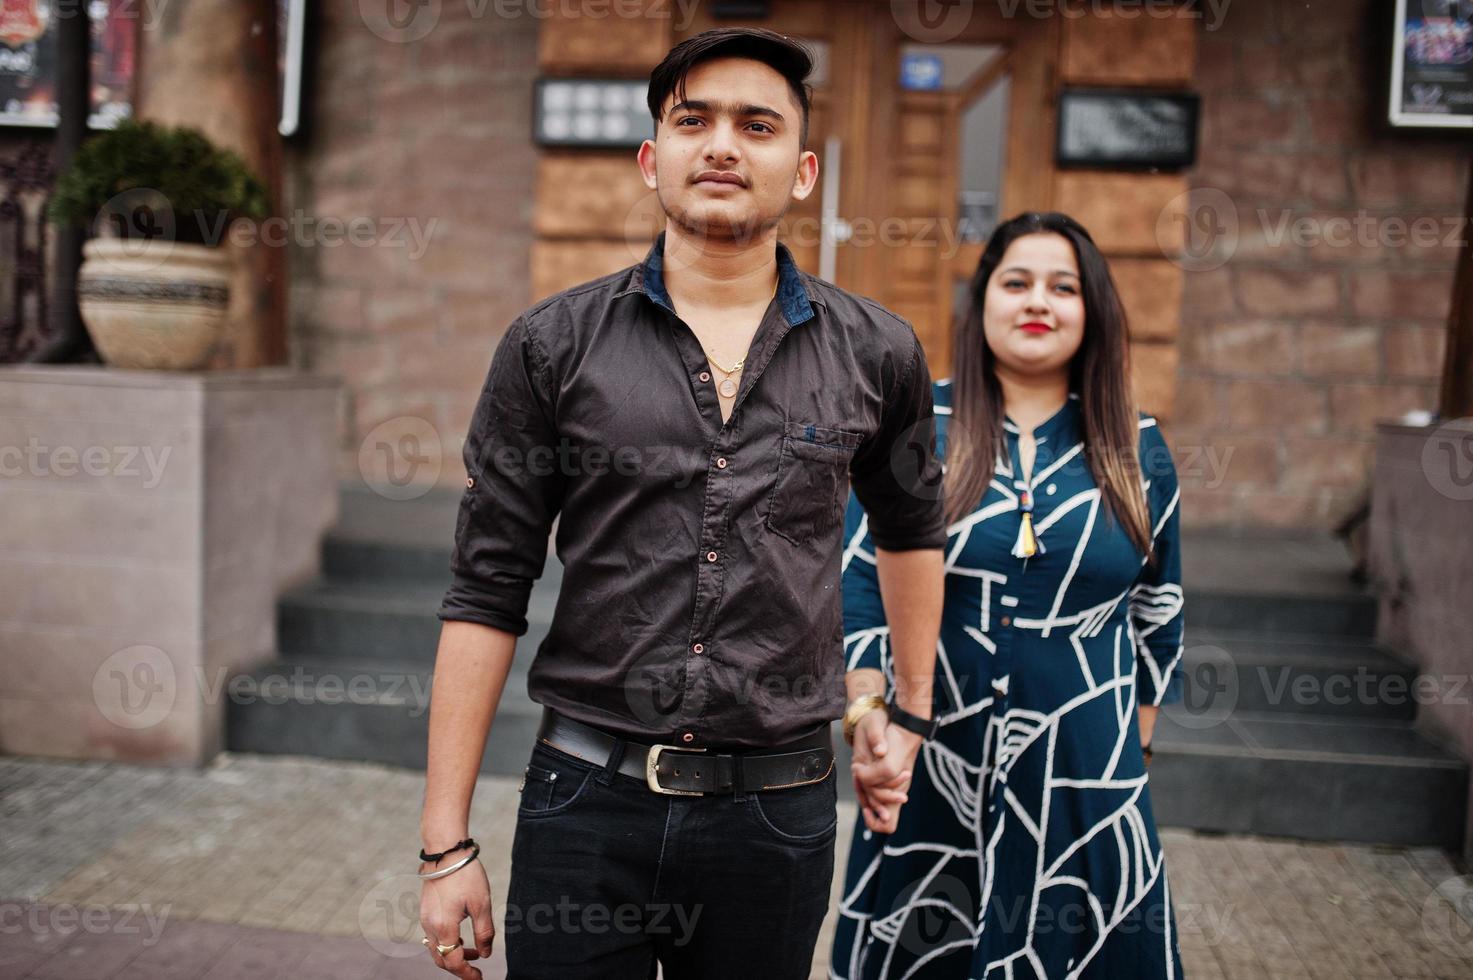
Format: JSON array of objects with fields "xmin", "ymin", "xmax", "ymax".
[{"xmin": 830, "ymin": 379, "xmax": 1186, "ymax": 979}]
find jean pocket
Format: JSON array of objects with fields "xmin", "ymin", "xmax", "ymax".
[
  {"xmin": 764, "ymin": 420, "xmax": 862, "ymax": 545},
  {"xmin": 517, "ymin": 743, "xmax": 598, "ymax": 817},
  {"xmin": 748, "ymin": 769, "xmax": 839, "ymax": 843}
]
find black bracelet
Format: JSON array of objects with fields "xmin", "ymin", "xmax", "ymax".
[
  {"xmin": 1142, "ymin": 743, "xmax": 1154, "ymax": 767},
  {"xmin": 419, "ymin": 837, "xmax": 477, "ymax": 863}
]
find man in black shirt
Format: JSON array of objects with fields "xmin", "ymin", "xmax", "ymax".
[{"xmin": 418, "ymin": 27, "xmax": 945, "ymax": 980}]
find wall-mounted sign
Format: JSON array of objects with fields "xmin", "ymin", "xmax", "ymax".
[
  {"xmin": 534, "ymin": 78, "xmax": 652, "ymax": 148},
  {"xmin": 1055, "ymin": 89, "xmax": 1200, "ymax": 170},
  {"xmin": 1389, "ymin": 0, "xmax": 1473, "ymax": 128},
  {"xmin": 900, "ymin": 53, "xmax": 943, "ymax": 91}
]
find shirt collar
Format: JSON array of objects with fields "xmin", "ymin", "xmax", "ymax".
[{"xmin": 617, "ymin": 230, "xmax": 819, "ymax": 326}]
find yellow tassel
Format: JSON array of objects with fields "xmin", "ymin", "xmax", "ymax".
[
  {"xmin": 1011, "ymin": 490, "xmax": 1045, "ymax": 559},
  {"xmin": 1017, "ymin": 511, "xmax": 1038, "ymax": 558}
]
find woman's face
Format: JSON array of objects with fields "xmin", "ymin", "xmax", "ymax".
[{"xmin": 980, "ymin": 232, "xmax": 1086, "ymax": 379}]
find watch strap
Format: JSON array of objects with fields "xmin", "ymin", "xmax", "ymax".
[{"xmin": 886, "ymin": 697, "xmax": 939, "ymax": 741}]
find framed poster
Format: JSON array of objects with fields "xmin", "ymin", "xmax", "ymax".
[
  {"xmin": 1390, "ymin": 0, "xmax": 1473, "ymax": 128},
  {"xmin": 0, "ymin": 0, "xmax": 135, "ymax": 128},
  {"xmin": 0, "ymin": 0, "xmax": 306, "ymax": 133}
]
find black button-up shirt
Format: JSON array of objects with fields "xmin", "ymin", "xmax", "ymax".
[{"xmin": 437, "ymin": 232, "xmax": 945, "ymax": 749}]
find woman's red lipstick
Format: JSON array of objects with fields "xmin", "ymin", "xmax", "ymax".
[{"xmin": 1019, "ymin": 322, "xmax": 1053, "ymax": 334}]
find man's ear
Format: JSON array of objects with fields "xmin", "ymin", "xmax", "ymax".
[
  {"xmin": 637, "ymin": 139, "xmax": 658, "ymax": 191},
  {"xmin": 790, "ymin": 148, "xmax": 819, "ymax": 203}
]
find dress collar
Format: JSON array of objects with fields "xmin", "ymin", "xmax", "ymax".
[{"xmin": 1002, "ymin": 392, "xmax": 1082, "ymax": 445}]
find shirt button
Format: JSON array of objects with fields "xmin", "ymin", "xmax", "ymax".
[
  {"xmin": 1001, "ymin": 616, "xmax": 1012, "ymax": 627},
  {"xmin": 681, "ymin": 733, "xmax": 695, "ymax": 743},
  {"xmin": 716, "ymin": 457, "xmax": 727, "ymax": 469},
  {"xmin": 698, "ymin": 371, "xmax": 710, "ymax": 382},
  {"xmin": 692, "ymin": 642, "xmax": 704, "ymax": 654},
  {"xmin": 706, "ymin": 551, "xmax": 718, "ymax": 562}
]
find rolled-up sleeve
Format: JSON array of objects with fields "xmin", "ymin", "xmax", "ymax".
[
  {"xmin": 437, "ymin": 314, "xmax": 566, "ymax": 637},
  {"xmin": 847, "ymin": 331, "xmax": 946, "ymax": 551}
]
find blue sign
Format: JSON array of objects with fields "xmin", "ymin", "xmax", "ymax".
[{"xmin": 900, "ymin": 53, "xmax": 943, "ymax": 91}]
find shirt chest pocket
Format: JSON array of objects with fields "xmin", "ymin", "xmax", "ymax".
[{"xmin": 764, "ymin": 420, "xmax": 864, "ymax": 545}]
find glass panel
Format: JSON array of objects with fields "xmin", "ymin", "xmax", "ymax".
[
  {"xmin": 797, "ymin": 38, "xmax": 830, "ymax": 88},
  {"xmin": 958, "ymin": 74, "xmax": 1010, "ymax": 244}
]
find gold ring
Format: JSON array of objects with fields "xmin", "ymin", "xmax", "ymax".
[{"xmin": 421, "ymin": 937, "xmax": 464, "ymax": 955}]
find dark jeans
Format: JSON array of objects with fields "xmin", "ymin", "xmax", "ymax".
[{"xmin": 504, "ymin": 737, "xmax": 838, "ymax": 979}]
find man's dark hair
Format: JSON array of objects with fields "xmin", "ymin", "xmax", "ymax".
[{"xmin": 646, "ymin": 28, "xmax": 814, "ymax": 149}]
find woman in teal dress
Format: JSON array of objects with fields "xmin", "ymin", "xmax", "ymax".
[{"xmin": 831, "ymin": 213, "xmax": 1186, "ymax": 979}]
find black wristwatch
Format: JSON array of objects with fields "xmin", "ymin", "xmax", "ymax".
[{"xmin": 885, "ymin": 696, "xmax": 940, "ymax": 741}]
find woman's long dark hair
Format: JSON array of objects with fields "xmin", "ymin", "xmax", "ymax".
[{"xmin": 943, "ymin": 211, "xmax": 1152, "ymax": 557}]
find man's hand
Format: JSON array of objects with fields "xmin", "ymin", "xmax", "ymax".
[
  {"xmin": 850, "ymin": 709, "xmax": 925, "ymax": 834},
  {"xmin": 420, "ymin": 855, "xmax": 496, "ymax": 979}
]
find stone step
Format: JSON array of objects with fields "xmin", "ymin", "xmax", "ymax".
[
  {"xmin": 275, "ymin": 578, "xmax": 559, "ymax": 664},
  {"xmin": 1182, "ymin": 589, "xmax": 1378, "ymax": 638},
  {"xmin": 223, "ymin": 658, "xmax": 1468, "ymax": 847},
  {"xmin": 1179, "ymin": 627, "xmax": 1418, "ymax": 721},
  {"xmin": 1149, "ymin": 711, "xmax": 1468, "ymax": 848}
]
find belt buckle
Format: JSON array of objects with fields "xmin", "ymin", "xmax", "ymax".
[{"xmin": 645, "ymin": 744, "xmax": 707, "ymax": 796}]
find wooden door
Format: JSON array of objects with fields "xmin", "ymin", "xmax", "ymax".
[{"xmin": 676, "ymin": 2, "xmax": 1059, "ymax": 379}]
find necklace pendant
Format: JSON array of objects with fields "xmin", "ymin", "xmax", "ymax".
[{"xmin": 718, "ymin": 377, "xmax": 738, "ymax": 398}]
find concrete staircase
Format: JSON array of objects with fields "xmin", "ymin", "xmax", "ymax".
[
  {"xmin": 1150, "ymin": 533, "xmax": 1468, "ymax": 847},
  {"xmin": 226, "ymin": 488, "xmax": 1468, "ymax": 848}
]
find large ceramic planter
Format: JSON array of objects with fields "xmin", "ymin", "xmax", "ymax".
[{"xmin": 77, "ymin": 237, "xmax": 232, "ymax": 370}]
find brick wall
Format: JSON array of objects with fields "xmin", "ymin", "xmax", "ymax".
[
  {"xmin": 1175, "ymin": 0, "xmax": 1470, "ymax": 528},
  {"xmin": 287, "ymin": 3, "xmax": 540, "ymax": 489}
]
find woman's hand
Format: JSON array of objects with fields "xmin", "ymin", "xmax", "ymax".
[
  {"xmin": 420, "ymin": 856, "xmax": 496, "ymax": 980},
  {"xmin": 850, "ymin": 709, "xmax": 912, "ymax": 834},
  {"xmin": 1138, "ymin": 704, "xmax": 1159, "ymax": 750}
]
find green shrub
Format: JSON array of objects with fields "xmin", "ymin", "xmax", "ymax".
[{"xmin": 47, "ymin": 118, "xmax": 270, "ymax": 247}]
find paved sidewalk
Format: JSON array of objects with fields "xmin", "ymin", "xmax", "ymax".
[{"xmin": 2, "ymin": 752, "xmax": 1472, "ymax": 979}]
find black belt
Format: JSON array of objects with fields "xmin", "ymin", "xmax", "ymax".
[{"xmin": 535, "ymin": 707, "xmax": 835, "ymax": 796}]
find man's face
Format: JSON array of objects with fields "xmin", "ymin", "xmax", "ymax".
[{"xmin": 638, "ymin": 57, "xmax": 818, "ymax": 245}]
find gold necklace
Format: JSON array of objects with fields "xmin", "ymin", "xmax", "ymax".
[{"xmin": 704, "ymin": 350, "xmax": 746, "ymax": 398}]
